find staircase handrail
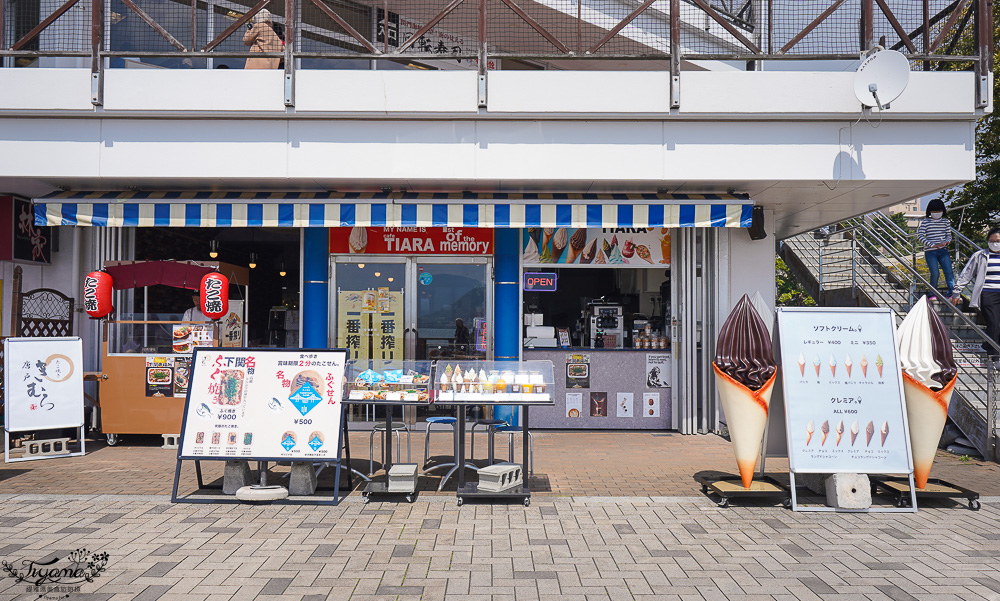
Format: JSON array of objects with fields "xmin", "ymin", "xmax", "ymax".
[{"xmin": 817, "ymin": 220, "xmax": 1000, "ymax": 356}]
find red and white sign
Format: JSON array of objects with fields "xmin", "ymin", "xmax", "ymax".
[
  {"xmin": 83, "ymin": 271, "xmax": 113, "ymax": 319},
  {"xmin": 200, "ymin": 273, "xmax": 229, "ymax": 321},
  {"xmin": 330, "ymin": 227, "xmax": 493, "ymax": 255}
]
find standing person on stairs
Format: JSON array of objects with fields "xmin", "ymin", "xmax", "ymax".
[
  {"xmin": 953, "ymin": 226, "xmax": 1000, "ymax": 359},
  {"xmin": 916, "ymin": 198, "xmax": 954, "ymax": 301}
]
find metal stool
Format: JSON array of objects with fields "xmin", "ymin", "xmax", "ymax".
[
  {"xmin": 497, "ymin": 426, "xmax": 534, "ymax": 476},
  {"xmin": 471, "ymin": 418, "xmax": 508, "ymax": 465},
  {"xmin": 422, "ymin": 416, "xmax": 457, "ymax": 468},
  {"xmin": 425, "ymin": 409, "xmax": 479, "ymax": 491},
  {"xmin": 369, "ymin": 421, "xmax": 409, "ymax": 476}
]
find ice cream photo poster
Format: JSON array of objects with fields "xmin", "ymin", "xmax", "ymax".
[
  {"xmin": 712, "ymin": 294, "xmax": 778, "ymax": 488},
  {"xmin": 897, "ymin": 295, "xmax": 959, "ymax": 489}
]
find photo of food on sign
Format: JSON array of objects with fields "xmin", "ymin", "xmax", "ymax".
[{"xmin": 522, "ymin": 228, "xmax": 670, "ymax": 266}]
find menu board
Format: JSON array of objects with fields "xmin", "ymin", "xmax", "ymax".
[
  {"xmin": 179, "ymin": 349, "xmax": 347, "ymax": 461},
  {"xmin": 776, "ymin": 308, "xmax": 912, "ymax": 474},
  {"xmin": 3, "ymin": 337, "xmax": 83, "ymax": 431},
  {"xmin": 522, "ymin": 228, "xmax": 670, "ymax": 267}
]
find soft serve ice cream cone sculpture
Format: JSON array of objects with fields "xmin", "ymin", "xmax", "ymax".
[
  {"xmin": 712, "ymin": 295, "xmax": 778, "ymax": 488},
  {"xmin": 897, "ymin": 295, "xmax": 959, "ymax": 489}
]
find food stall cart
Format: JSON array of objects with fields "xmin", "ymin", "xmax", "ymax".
[{"xmin": 98, "ymin": 260, "xmax": 249, "ymax": 445}]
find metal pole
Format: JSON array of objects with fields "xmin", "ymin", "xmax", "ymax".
[
  {"xmin": 923, "ymin": 0, "xmax": 930, "ymax": 70},
  {"xmin": 284, "ymin": 0, "xmax": 295, "ymax": 106},
  {"xmin": 91, "ymin": 0, "xmax": 103, "ymax": 105},
  {"xmin": 477, "ymin": 0, "xmax": 487, "ymax": 107},
  {"xmin": 670, "ymin": 0, "xmax": 679, "ymax": 108}
]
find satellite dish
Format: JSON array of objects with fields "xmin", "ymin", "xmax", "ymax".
[{"xmin": 854, "ymin": 48, "xmax": 910, "ymax": 109}]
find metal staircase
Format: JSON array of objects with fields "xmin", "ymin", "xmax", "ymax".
[{"xmin": 780, "ymin": 211, "xmax": 998, "ymax": 461}]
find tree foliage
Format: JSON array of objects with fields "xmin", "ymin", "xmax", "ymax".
[
  {"xmin": 776, "ymin": 257, "xmax": 817, "ymax": 307},
  {"xmin": 938, "ymin": 7, "xmax": 1000, "ymax": 244}
]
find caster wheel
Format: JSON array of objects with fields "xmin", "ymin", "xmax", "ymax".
[
  {"xmin": 896, "ymin": 498, "xmax": 907, "ymax": 508},
  {"xmin": 524, "ymin": 498, "xmax": 530, "ymax": 507},
  {"xmin": 406, "ymin": 494, "xmax": 415, "ymax": 503},
  {"xmin": 717, "ymin": 498, "xmax": 729, "ymax": 508},
  {"xmin": 969, "ymin": 499, "xmax": 981, "ymax": 511},
  {"xmin": 106, "ymin": 433, "xmax": 119, "ymax": 446},
  {"xmin": 362, "ymin": 495, "xmax": 370, "ymax": 504},
  {"xmin": 457, "ymin": 498, "xmax": 464, "ymax": 507},
  {"xmin": 782, "ymin": 498, "xmax": 792, "ymax": 509}
]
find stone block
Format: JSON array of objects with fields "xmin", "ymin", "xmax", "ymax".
[
  {"xmin": 23, "ymin": 438, "xmax": 71, "ymax": 458},
  {"xmin": 825, "ymin": 473, "xmax": 871, "ymax": 509},
  {"xmin": 796, "ymin": 473, "xmax": 830, "ymax": 496},
  {"xmin": 223, "ymin": 460, "xmax": 254, "ymax": 495},
  {"xmin": 161, "ymin": 434, "xmax": 179, "ymax": 449},
  {"xmin": 387, "ymin": 463, "xmax": 418, "ymax": 493},
  {"xmin": 289, "ymin": 462, "xmax": 318, "ymax": 496}
]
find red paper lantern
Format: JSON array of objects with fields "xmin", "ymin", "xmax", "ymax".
[
  {"xmin": 200, "ymin": 272, "xmax": 229, "ymax": 321},
  {"xmin": 83, "ymin": 271, "xmax": 113, "ymax": 319}
]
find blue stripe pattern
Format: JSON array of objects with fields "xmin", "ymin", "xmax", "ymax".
[{"xmin": 32, "ymin": 196, "xmax": 756, "ymax": 230}]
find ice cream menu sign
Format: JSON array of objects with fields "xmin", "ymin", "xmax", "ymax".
[
  {"xmin": 179, "ymin": 349, "xmax": 347, "ymax": 461},
  {"xmin": 776, "ymin": 308, "xmax": 913, "ymax": 475}
]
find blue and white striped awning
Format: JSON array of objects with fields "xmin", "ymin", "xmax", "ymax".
[{"xmin": 34, "ymin": 191, "xmax": 753, "ymax": 229}]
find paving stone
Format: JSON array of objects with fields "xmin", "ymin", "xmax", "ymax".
[
  {"xmin": 876, "ymin": 584, "xmax": 920, "ymax": 601},
  {"xmin": 311, "ymin": 544, "xmax": 338, "ymax": 557},
  {"xmin": 134, "ymin": 585, "xmax": 174, "ymax": 601},
  {"xmin": 260, "ymin": 578, "xmax": 293, "ymax": 595},
  {"xmin": 140, "ymin": 562, "xmax": 179, "ymax": 578}
]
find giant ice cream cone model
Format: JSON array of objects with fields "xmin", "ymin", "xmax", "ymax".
[
  {"xmin": 712, "ymin": 294, "xmax": 778, "ymax": 488},
  {"xmin": 897, "ymin": 295, "xmax": 959, "ymax": 489}
]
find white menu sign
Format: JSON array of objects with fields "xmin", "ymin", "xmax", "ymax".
[
  {"xmin": 179, "ymin": 349, "xmax": 346, "ymax": 461},
  {"xmin": 776, "ymin": 308, "xmax": 912, "ymax": 474},
  {"xmin": 4, "ymin": 337, "xmax": 84, "ymax": 431}
]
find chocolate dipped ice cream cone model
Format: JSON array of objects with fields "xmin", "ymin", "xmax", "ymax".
[
  {"xmin": 566, "ymin": 229, "xmax": 587, "ymax": 263},
  {"xmin": 712, "ymin": 294, "xmax": 777, "ymax": 488},
  {"xmin": 897, "ymin": 295, "xmax": 959, "ymax": 488},
  {"xmin": 820, "ymin": 420, "xmax": 829, "ymax": 446}
]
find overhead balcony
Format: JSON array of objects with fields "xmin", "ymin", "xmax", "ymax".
[{"xmin": 0, "ymin": 0, "xmax": 992, "ymax": 114}]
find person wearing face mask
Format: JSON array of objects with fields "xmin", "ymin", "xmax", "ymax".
[
  {"xmin": 952, "ymin": 226, "xmax": 1000, "ymax": 357},
  {"xmin": 915, "ymin": 198, "xmax": 954, "ymax": 301}
]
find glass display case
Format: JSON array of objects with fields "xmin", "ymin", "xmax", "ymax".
[
  {"xmin": 344, "ymin": 360, "xmax": 435, "ymax": 404},
  {"xmin": 431, "ymin": 360, "xmax": 555, "ymax": 405}
]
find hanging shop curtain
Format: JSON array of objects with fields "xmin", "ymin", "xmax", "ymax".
[{"xmin": 34, "ymin": 191, "xmax": 753, "ymax": 229}]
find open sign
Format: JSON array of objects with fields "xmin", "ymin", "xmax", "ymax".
[{"xmin": 523, "ymin": 272, "xmax": 557, "ymax": 292}]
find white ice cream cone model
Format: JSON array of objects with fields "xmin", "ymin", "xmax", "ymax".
[
  {"xmin": 902, "ymin": 373, "xmax": 955, "ymax": 488},
  {"xmin": 712, "ymin": 294, "xmax": 778, "ymax": 489},
  {"xmin": 712, "ymin": 364, "xmax": 777, "ymax": 488},
  {"xmin": 897, "ymin": 295, "xmax": 959, "ymax": 489}
]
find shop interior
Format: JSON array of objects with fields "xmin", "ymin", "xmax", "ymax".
[
  {"xmin": 131, "ymin": 227, "xmax": 301, "ymax": 347},
  {"xmin": 523, "ymin": 268, "xmax": 671, "ymax": 349}
]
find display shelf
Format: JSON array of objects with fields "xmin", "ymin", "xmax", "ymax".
[
  {"xmin": 431, "ymin": 360, "xmax": 555, "ymax": 406},
  {"xmin": 344, "ymin": 360, "xmax": 434, "ymax": 404}
]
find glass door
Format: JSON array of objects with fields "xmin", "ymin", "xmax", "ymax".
[
  {"xmin": 331, "ymin": 255, "xmax": 493, "ymax": 423},
  {"xmin": 332, "ymin": 258, "xmax": 406, "ymax": 423},
  {"xmin": 411, "ymin": 258, "xmax": 492, "ymax": 420}
]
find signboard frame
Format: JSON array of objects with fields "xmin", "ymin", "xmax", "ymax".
[
  {"xmin": 4, "ymin": 337, "xmax": 86, "ymax": 463},
  {"xmin": 776, "ymin": 307, "xmax": 917, "ymax": 513},
  {"xmin": 171, "ymin": 347, "xmax": 349, "ymax": 505}
]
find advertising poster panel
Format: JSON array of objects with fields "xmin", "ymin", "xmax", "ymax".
[
  {"xmin": 179, "ymin": 349, "xmax": 347, "ymax": 461},
  {"xmin": 777, "ymin": 308, "xmax": 912, "ymax": 475}
]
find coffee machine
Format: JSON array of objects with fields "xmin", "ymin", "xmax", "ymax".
[{"xmin": 588, "ymin": 304, "xmax": 623, "ymax": 349}]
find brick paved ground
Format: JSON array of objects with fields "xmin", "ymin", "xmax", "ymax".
[
  {"xmin": 2, "ymin": 431, "xmax": 999, "ymax": 497},
  {"xmin": 1, "ymin": 494, "xmax": 999, "ymax": 601}
]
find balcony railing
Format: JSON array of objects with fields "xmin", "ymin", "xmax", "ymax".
[{"xmin": 1, "ymin": 0, "xmax": 992, "ymax": 106}]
